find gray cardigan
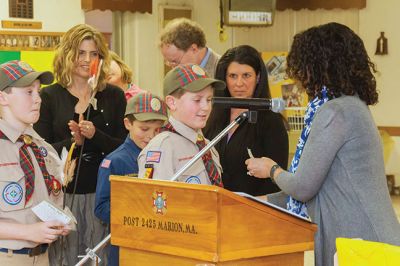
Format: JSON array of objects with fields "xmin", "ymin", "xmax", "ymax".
[{"xmin": 272, "ymin": 95, "xmax": 400, "ymax": 266}]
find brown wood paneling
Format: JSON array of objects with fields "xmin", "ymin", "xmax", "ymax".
[
  {"xmin": 378, "ymin": 126, "xmax": 400, "ymax": 137},
  {"xmin": 277, "ymin": 0, "xmax": 366, "ymax": 11},
  {"xmin": 81, "ymin": 0, "xmax": 152, "ymax": 13}
]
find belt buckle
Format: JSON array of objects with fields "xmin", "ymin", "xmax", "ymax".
[{"xmin": 28, "ymin": 245, "xmax": 42, "ymax": 257}]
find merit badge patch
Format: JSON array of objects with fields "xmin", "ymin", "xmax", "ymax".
[
  {"xmin": 2, "ymin": 182, "xmax": 23, "ymax": 205},
  {"xmin": 152, "ymin": 191, "xmax": 167, "ymax": 215},
  {"xmin": 39, "ymin": 146, "xmax": 48, "ymax": 157},
  {"xmin": 150, "ymin": 98, "xmax": 161, "ymax": 111},
  {"xmin": 185, "ymin": 176, "xmax": 201, "ymax": 184},
  {"xmin": 146, "ymin": 151, "xmax": 161, "ymax": 163},
  {"xmin": 101, "ymin": 159, "xmax": 111, "ymax": 168},
  {"xmin": 144, "ymin": 164, "xmax": 154, "ymax": 179}
]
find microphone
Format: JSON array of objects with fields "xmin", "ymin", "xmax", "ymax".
[{"xmin": 212, "ymin": 97, "xmax": 286, "ymax": 113}]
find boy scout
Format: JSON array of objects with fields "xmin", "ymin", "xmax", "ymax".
[
  {"xmin": 95, "ymin": 92, "xmax": 168, "ymax": 266},
  {"xmin": 138, "ymin": 64, "xmax": 225, "ymax": 185},
  {"xmin": 0, "ymin": 60, "xmax": 70, "ymax": 265}
]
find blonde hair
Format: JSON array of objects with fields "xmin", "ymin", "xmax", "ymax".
[
  {"xmin": 53, "ymin": 24, "xmax": 110, "ymax": 91},
  {"xmin": 109, "ymin": 51, "xmax": 132, "ymax": 84}
]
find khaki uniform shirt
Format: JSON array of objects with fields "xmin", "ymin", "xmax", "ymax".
[
  {"xmin": 0, "ymin": 119, "xmax": 63, "ymax": 250},
  {"xmin": 138, "ymin": 116, "xmax": 222, "ymax": 184}
]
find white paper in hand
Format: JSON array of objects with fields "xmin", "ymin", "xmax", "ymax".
[{"xmin": 32, "ymin": 200, "xmax": 72, "ymax": 225}]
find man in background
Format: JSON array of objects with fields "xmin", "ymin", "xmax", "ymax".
[{"xmin": 159, "ymin": 18, "xmax": 219, "ymax": 77}]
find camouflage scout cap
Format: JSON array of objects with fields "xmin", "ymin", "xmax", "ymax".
[
  {"xmin": 0, "ymin": 60, "xmax": 54, "ymax": 91},
  {"xmin": 125, "ymin": 92, "xmax": 168, "ymax": 121},
  {"xmin": 163, "ymin": 64, "xmax": 225, "ymax": 96}
]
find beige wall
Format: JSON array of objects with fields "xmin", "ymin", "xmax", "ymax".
[
  {"xmin": 132, "ymin": 0, "xmax": 395, "ymax": 127},
  {"xmin": 360, "ymin": 0, "xmax": 400, "ymax": 126},
  {"xmin": 114, "ymin": 0, "xmax": 194, "ymax": 97},
  {"xmin": 85, "ymin": 10, "xmax": 113, "ymax": 33},
  {"xmin": 1, "ymin": 0, "xmax": 396, "ymax": 127},
  {"xmin": 0, "ymin": 0, "xmax": 84, "ymax": 32},
  {"xmin": 122, "ymin": 0, "xmax": 361, "ymax": 98}
]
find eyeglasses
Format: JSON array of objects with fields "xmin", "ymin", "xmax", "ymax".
[{"xmin": 164, "ymin": 50, "xmax": 187, "ymax": 67}]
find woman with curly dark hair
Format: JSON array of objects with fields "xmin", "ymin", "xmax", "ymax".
[
  {"xmin": 204, "ymin": 45, "xmax": 288, "ymax": 196},
  {"xmin": 245, "ymin": 23, "xmax": 400, "ymax": 266}
]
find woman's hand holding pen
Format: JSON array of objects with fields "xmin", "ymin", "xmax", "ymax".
[{"xmin": 245, "ymin": 150, "xmax": 283, "ymax": 180}]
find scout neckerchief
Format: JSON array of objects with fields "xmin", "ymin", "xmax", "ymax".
[
  {"xmin": 287, "ymin": 86, "xmax": 332, "ymax": 218},
  {"xmin": 0, "ymin": 131, "xmax": 56, "ymax": 205},
  {"xmin": 160, "ymin": 122, "xmax": 223, "ymax": 187}
]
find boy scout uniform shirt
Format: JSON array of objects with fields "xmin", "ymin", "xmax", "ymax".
[
  {"xmin": 138, "ymin": 116, "xmax": 222, "ymax": 184},
  {"xmin": 0, "ymin": 119, "xmax": 63, "ymax": 250}
]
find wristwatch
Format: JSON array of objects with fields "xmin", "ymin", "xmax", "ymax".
[{"xmin": 270, "ymin": 164, "xmax": 281, "ymax": 179}]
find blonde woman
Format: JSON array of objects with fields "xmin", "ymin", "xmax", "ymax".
[{"xmin": 34, "ymin": 24, "xmax": 127, "ymax": 265}]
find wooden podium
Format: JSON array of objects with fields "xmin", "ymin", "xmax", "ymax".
[{"xmin": 110, "ymin": 176, "xmax": 317, "ymax": 265}]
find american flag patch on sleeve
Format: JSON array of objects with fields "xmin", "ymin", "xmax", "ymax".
[
  {"xmin": 146, "ymin": 151, "xmax": 162, "ymax": 163},
  {"xmin": 101, "ymin": 159, "xmax": 111, "ymax": 168}
]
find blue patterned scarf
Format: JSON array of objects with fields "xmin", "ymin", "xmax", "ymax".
[{"xmin": 287, "ymin": 87, "xmax": 331, "ymax": 218}]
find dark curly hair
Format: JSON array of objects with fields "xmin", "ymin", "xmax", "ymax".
[{"xmin": 287, "ymin": 22, "xmax": 378, "ymax": 105}]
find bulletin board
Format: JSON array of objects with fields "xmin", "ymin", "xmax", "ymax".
[{"xmin": 261, "ymin": 51, "xmax": 308, "ymax": 108}]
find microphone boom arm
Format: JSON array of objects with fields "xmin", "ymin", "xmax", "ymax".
[{"xmin": 170, "ymin": 111, "xmax": 249, "ymax": 182}]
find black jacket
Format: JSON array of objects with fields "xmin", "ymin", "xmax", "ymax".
[
  {"xmin": 205, "ymin": 111, "xmax": 288, "ymax": 196},
  {"xmin": 34, "ymin": 83, "xmax": 127, "ymax": 194}
]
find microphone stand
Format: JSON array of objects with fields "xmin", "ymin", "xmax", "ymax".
[
  {"xmin": 74, "ymin": 111, "xmax": 250, "ymax": 265},
  {"xmin": 170, "ymin": 111, "xmax": 249, "ymax": 182},
  {"xmin": 75, "ymin": 234, "xmax": 111, "ymax": 266}
]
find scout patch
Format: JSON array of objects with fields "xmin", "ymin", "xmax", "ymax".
[
  {"xmin": 185, "ymin": 176, "xmax": 201, "ymax": 184},
  {"xmin": 2, "ymin": 182, "xmax": 23, "ymax": 205},
  {"xmin": 146, "ymin": 151, "xmax": 161, "ymax": 163},
  {"xmin": 144, "ymin": 164, "xmax": 154, "ymax": 179},
  {"xmin": 39, "ymin": 146, "xmax": 48, "ymax": 157},
  {"xmin": 101, "ymin": 159, "xmax": 111, "ymax": 168},
  {"xmin": 51, "ymin": 177, "xmax": 62, "ymax": 196}
]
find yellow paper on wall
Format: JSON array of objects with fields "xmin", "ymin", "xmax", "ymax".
[
  {"xmin": 20, "ymin": 51, "xmax": 55, "ymax": 74},
  {"xmin": 261, "ymin": 51, "xmax": 308, "ymax": 107},
  {"xmin": 336, "ymin": 238, "xmax": 400, "ymax": 266}
]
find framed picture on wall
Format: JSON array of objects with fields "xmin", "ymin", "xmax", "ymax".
[{"xmin": 0, "ymin": 31, "xmax": 63, "ymax": 51}]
